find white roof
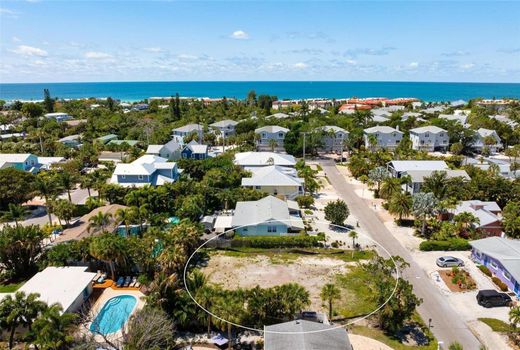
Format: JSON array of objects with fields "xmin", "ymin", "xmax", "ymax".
[
  {"xmin": 113, "ymin": 155, "xmax": 170, "ymax": 176},
  {"xmin": 255, "ymin": 125, "xmax": 290, "ymax": 134},
  {"xmin": 172, "ymin": 123, "xmax": 203, "ymax": 133},
  {"xmin": 405, "ymin": 169, "xmax": 470, "ymax": 183},
  {"xmin": 18, "ymin": 266, "xmax": 96, "ymax": 312},
  {"xmin": 146, "ymin": 145, "xmax": 163, "ymax": 154},
  {"xmin": 186, "ymin": 144, "xmax": 208, "ymax": 154},
  {"xmin": 210, "ymin": 119, "xmax": 238, "ymax": 128},
  {"xmin": 439, "ymin": 114, "xmax": 468, "ymax": 124},
  {"xmin": 315, "ymin": 125, "xmax": 348, "ymax": 134},
  {"xmin": 44, "ymin": 112, "xmax": 70, "ymax": 117},
  {"xmin": 0, "ymin": 153, "xmax": 33, "ymax": 163},
  {"xmin": 38, "ymin": 157, "xmax": 65, "ymax": 168},
  {"xmin": 267, "ymin": 112, "xmax": 291, "ymax": 119},
  {"xmin": 477, "ymin": 128, "xmax": 498, "ymax": 138},
  {"xmin": 454, "ymin": 200, "xmax": 502, "ymax": 228},
  {"xmin": 58, "ymin": 135, "xmax": 80, "ymax": 142},
  {"xmin": 410, "ymin": 126, "xmax": 447, "ymax": 134},
  {"xmin": 214, "ymin": 215, "xmax": 234, "ymax": 230},
  {"xmin": 364, "ymin": 126, "xmax": 402, "ymax": 134},
  {"xmin": 234, "ymin": 152, "xmax": 296, "ymax": 167},
  {"xmin": 389, "ymin": 160, "xmax": 448, "ymax": 172},
  {"xmin": 372, "ymin": 115, "xmax": 390, "ymax": 123},
  {"xmin": 242, "ymin": 165, "xmax": 303, "ymax": 187}
]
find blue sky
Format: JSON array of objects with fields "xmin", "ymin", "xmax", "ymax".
[{"xmin": 1, "ymin": 1, "xmax": 519, "ymax": 83}]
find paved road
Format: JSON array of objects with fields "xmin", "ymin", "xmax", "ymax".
[{"xmin": 319, "ymin": 160, "xmax": 481, "ymax": 349}]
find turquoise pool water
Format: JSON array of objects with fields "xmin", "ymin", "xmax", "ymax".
[{"xmin": 90, "ymin": 295, "xmax": 137, "ymax": 335}]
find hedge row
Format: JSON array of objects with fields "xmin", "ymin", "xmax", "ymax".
[
  {"xmin": 479, "ymin": 265, "xmax": 492, "ymax": 277},
  {"xmin": 419, "ymin": 239, "xmax": 471, "ymax": 251},
  {"xmin": 233, "ymin": 235, "xmax": 322, "ymax": 248},
  {"xmin": 492, "ymin": 277, "xmax": 509, "ymax": 292}
]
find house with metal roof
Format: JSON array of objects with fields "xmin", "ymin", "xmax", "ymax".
[
  {"xmin": 315, "ymin": 126, "xmax": 349, "ymax": 153},
  {"xmin": 231, "ymin": 195, "xmax": 304, "ymax": 236},
  {"xmin": 452, "ymin": 200, "xmax": 502, "ymax": 236},
  {"xmin": 267, "ymin": 112, "xmax": 291, "ymax": 120},
  {"xmin": 96, "ymin": 134, "xmax": 119, "ymax": 144},
  {"xmin": 110, "ymin": 154, "xmax": 181, "ymax": 187},
  {"xmin": 387, "ymin": 160, "xmax": 449, "ymax": 178},
  {"xmin": 0, "ymin": 153, "xmax": 39, "ymax": 172},
  {"xmin": 439, "ymin": 114, "xmax": 469, "ymax": 127},
  {"xmin": 409, "ymin": 126, "xmax": 449, "ymax": 151},
  {"xmin": 241, "ymin": 165, "xmax": 304, "ymax": 199},
  {"xmin": 171, "ymin": 123, "xmax": 204, "ymax": 144},
  {"xmin": 145, "ymin": 139, "xmax": 182, "ymax": 160},
  {"xmin": 210, "ymin": 119, "xmax": 238, "ymax": 137},
  {"xmin": 58, "ymin": 134, "xmax": 81, "ymax": 148},
  {"xmin": 234, "ymin": 152, "xmax": 296, "ymax": 168},
  {"xmin": 255, "ymin": 125, "xmax": 290, "ymax": 151},
  {"xmin": 472, "ymin": 128, "xmax": 503, "ymax": 154},
  {"xmin": 44, "ymin": 112, "xmax": 73, "ymax": 122},
  {"xmin": 363, "ymin": 126, "xmax": 403, "ymax": 150},
  {"xmin": 181, "ymin": 141, "xmax": 209, "ymax": 160},
  {"xmin": 264, "ymin": 319, "xmax": 353, "ymax": 350},
  {"xmin": 470, "ymin": 237, "xmax": 520, "ymax": 296},
  {"xmin": 402, "ymin": 169, "xmax": 470, "ymax": 194}
]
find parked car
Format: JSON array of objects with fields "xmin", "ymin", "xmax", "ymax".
[
  {"xmin": 476, "ymin": 289, "xmax": 513, "ymax": 308},
  {"xmin": 436, "ymin": 256, "xmax": 464, "ymax": 267}
]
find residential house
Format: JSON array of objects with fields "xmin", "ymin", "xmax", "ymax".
[
  {"xmin": 264, "ymin": 320, "xmax": 353, "ymax": 350},
  {"xmin": 255, "ymin": 125, "xmax": 290, "ymax": 151},
  {"xmin": 401, "ymin": 112, "xmax": 425, "ymax": 122},
  {"xmin": 439, "ymin": 114, "xmax": 468, "ymax": 127},
  {"xmin": 490, "ymin": 115, "xmax": 518, "ymax": 128},
  {"xmin": 267, "ymin": 112, "xmax": 291, "ymax": 120},
  {"xmin": 464, "ymin": 157, "xmax": 518, "ymax": 179},
  {"xmin": 231, "ymin": 196, "xmax": 304, "ymax": 236},
  {"xmin": 171, "ymin": 124, "xmax": 204, "ymax": 144},
  {"xmin": 363, "ymin": 126, "xmax": 403, "ymax": 150},
  {"xmin": 452, "ymin": 200, "xmax": 502, "ymax": 236},
  {"xmin": 470, "ymin": 237, "xmax": 520, "ymax": 296},
  {"xmin": 234, "ymin": 151, "xmax": 296, "ymax": 168},
  {"xmin": 472, "ymin": 128, "xmax": 503, "ymax": 154},
  {"xmin": 11, "ymin": 267, "xmax": 97, "ymax": 314},
  {"xmin": 44, "ymin": 112, "xmax": 72, "ymax": 122},
  {"xmin": 107, "ymin": 139, "xmax": 141, "ymax": 147},
  {"xmin": 110, "ymin": 155, "xmax": 181, "ymax": 187},
  {"xmin": 409, "ymin": 126, "xmax": 449, "ymax": 151},
  {"xmin": 145, "ymin": 140, "xmax": 182, "ymax": 160},
  {"xmin": 210, "ymin": 119, "xmax": 238, "ymax": 138},
  {"xmin": 96, "ymin": 134, "xmax": 119, "ymax": 144},
  {"xmin": 387, "ymin": 160, "xmax": 449, "ymax": 178},
  {"xmin": 58, "ymin": 135, "xmax": 81, "ymax": 148},
  {"xmin": 0, "ymin": 153, "xmax": 39, "ymax": 171},
  {"xmin": 315, "ymin": 126, "xmax": 349, "ymax": 153},
  {"xmin": 181, "ymin": 141, "xmax": 209, "ymax": 160},
  {"xmin": 372, "ymin": 115, "xmax": 390, "ymax": 123},
  {"xmin": 241, "ymin": 165, "xmax": 304, "ymax": 199},
  {"xmin": 402, "ymin": 169, "xmax": 470, "ymax": 194}
]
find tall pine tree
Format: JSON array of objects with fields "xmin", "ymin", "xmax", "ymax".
[{"xmin": 43, "ymin": 89, "xmax": 54, "ymax": 113}]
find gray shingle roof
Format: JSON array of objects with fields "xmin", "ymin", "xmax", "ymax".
[
  {"xmin": 264, "ymin": 320, "xmax": 352, "ymax": 350},
  {"xmin": 232, "ymin": 196, "xmax": 303, "ymax": 230},
  {"xmin": 470, "ymin": 237, "xmax": 520, "ymax": 282}
]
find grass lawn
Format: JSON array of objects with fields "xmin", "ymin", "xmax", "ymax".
[
  {"xmin": 334, "ymin": 265, "xmax": 377, "ymax": 318},
  {"xmin": 209, "ymin": 247, "xmax": 375, "ymax": 264},
  {"xmin": 350, "ymin": 324, "xmax": 438, "ymax": 350},
  {"xmin": 478, "ymin": 318, "xmax": 514, "ymax": 332},
  {"xmin": 0, "ymin": 281, "xmax": 25, "ymax": 293}
]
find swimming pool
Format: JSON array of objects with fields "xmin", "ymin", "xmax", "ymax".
[{"xmin": 90, "ymin": 295, "xmax": 137, "ymax": 335}]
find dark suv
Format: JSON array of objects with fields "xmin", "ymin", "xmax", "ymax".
[{"xmin": 476, "ymin": 290, "xmax": 513, "ymax": 308}]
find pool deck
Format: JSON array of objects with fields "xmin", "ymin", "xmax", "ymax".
[
  {"xmin": 93, "ymin": 279, "xmax": 142, "ymax": 291},
  {"xmin": 87, "ymin": 288, "xmax": 146, "ymax": 344}
]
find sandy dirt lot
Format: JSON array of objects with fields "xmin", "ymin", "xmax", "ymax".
[{"xmin": 202, "ymin": 253, "xmax": 350, "ymax": 311}]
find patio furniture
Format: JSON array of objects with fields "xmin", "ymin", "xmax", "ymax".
[
  {"xmin": 97, "ymin": 273, "xmax": 107, "ymax": 283},
  {"xmin": 124, "ymin": 276, "xmax": 131, "ymax": 287},
  {"xmin": 130, "ymin": 276, "xmax": 137, "ymax": 287},
  {"xmin": 116, "ymin": 276, "xmax": 125, "ymax": 287}
]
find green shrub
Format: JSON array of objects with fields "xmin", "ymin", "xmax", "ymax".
[
  {"xmin": 233, "ymin": 235, "xmax": 322, "ymax": 248},
  {"xmin": 492, "ymin": 277, "xmax": 509, "ymax": 292},
  {"xmin": 296, "ymin": 195, "xmax": 315, "ymax": 209},
  {"xmin": 479, "ymin": 265, "xmax": 492, "ymax": 277},
  {"xmin": 419, "ymin": 239, "xmax": 471, "ymax": 251}
]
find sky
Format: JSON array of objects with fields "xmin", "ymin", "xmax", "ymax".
[{"xmin": 0, "ymin": 1, "xmax": 519, "ymax": 83}]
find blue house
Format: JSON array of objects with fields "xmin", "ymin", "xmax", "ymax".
[
  {"xmin": 110, "ymin": 155, "xmax": 181, "ymax": 187},
  {"xmin": 181, "ymin": 141, "xmax": 209, "ymax": 160},
  {"xmin": 0, "ymin": 153, "xmax": 40, "ymax": 172},
  {"xmin": 470, "ymin": 237, "xmax": 520, "ymax": 296},
  {"xmin": 231, "ymin": 195, "xmax": 304, "ymax": 236}
]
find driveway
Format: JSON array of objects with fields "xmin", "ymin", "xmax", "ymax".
[{"xmin": 318, "ymin": 159, "xmax": 482, "ymax": 349}]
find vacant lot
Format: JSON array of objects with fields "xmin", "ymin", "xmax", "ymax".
[{"xmin": 202, "ymin": 251, "xmax": 353, "ymax": 311}]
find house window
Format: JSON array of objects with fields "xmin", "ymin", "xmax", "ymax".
[
  {"xmin": 490, "ymin": 261, "xmax": 498, "ymax": 269},
  {"xmin": 504, "ymin": 271, "xmax": 512, "ymax": 281},
  {"xmin": 138, "ymin": 175, "xmax": 144, "ymax": 180},
  {"xmin": 121, "ymin": 175, "xmax": 126, "ymax": 179},
  {"xmin": 278, "ymin": 133, "xmax": 284, "ymax": 138},
  {"xmin": 267, "ymin": 226, "xmax": 277, "ymax": 233},
  {"xmin": 255, "ymin": 186, "xmax": 261, "ymax": 190},
  {"xmin": 425, "ymin": 133, "xmax": 430, "ymax": 137}
]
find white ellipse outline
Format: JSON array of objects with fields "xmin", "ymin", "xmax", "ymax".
[{"xmin": 183, "ymin": 219, "xmax": 400, "ymax": 335}]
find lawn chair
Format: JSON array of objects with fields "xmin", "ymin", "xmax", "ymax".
[
  {"xmin": 130, "ymin": 276, "xmax": 137, "ymax": 287},
  {"xmin": 124, "ymin": 276, "xmax": 131, "ymax": 287},
  {"xmin": 116, "ymin": 276, "xmax": 124, "ymax": 287},
  {"xmin": 97, "ymin": 273, "xmax": 107, "ymax": 284}
]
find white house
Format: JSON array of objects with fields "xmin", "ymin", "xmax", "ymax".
[
  {"xmin": 409, "ymin": 126, "xmax": 449, "ymax": 151},
  {"xmin": 234, "ymin": 152, "xmax": 296, "ymax": 168},
  {"xmin": 110, "ymin": 155, "xmax": 181, "ymax": 187},
  {"xmin": 210, "ymin": 119, "xmax": 238, "ymax": 138},
  {"xmin": 145, "ymin": 140, "xmax": 182, "ymax": 160},
  {"xmin": 472, "ymin": 128, "xmax": 503, "ymax": 154},
  {"xmin": 267, "ymin": 112, "xmax": 291, "ymax": 120},
  {"xmin": 402, "ymin": 169, "xmax": 470, "ymax": 194},
  {"xmin": 452, "ymin": 200, "xmax": 502, "ymax": 235},
  {"xmin": 315, "ymin": 126, "xmax": 349, "ymax": 153},
  {"xmin": 255, "ymin": 125, "xmax": 290, "ymax": 150},
  {"xmin": 363, "ymin": 126, "xmax": 403, "ymax": 150},
  {"xmin": 387, "ymin": 160, "xmax": 449, "ymax": 178},
  {"xmin": 44, "ymin": 112, "xmax": 73, "ymax": 122},
  {"xmin": 241, "ymin": 165, "xmax": 304, "ymax": 199},
  {"xmin": 171, "ymin": 124, "xmax": 204, "ymax": 144},
  {"xmin": 58, "ymin": 134, "xmax": 81, "ymax": 148},
  {"xmin": 439, "ymin": 114, "xmax": 468, "ymax": 127},
  {"xmin": 16, "ymin": 266, "xmax": 96, "ymax": 313}
]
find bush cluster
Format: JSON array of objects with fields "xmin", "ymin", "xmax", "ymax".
[
  {"xmin": 478, "ymin": 265, "xmax": 492, "ymax": 277},
  {"xmin": 419, "ymin": 239, "xmax": 471, "ymax": 251},
  {"xmin": 492, "ymin": 277, "xmax": 509, "ymax": 292},
  {"xmin": 233, "ymin": 235, "xmax": 322, "ymax": 248}
]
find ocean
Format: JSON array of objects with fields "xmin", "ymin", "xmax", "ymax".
[{"xmin": 1, "ymin": 81, "xmax": 520, "ymax": 102}]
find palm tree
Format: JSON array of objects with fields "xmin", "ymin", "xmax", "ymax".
[
  {"xmin": 115, "ymin": 208, "xmax": 134, "ymax": 237},
  {"xmin": 379, "ymin": 177, "xmax": 402, "ymax": 200},
  {"xmin": 80, "ymin": 173, "xmax": 95, "ymax": 198},
  {"xmin": 213, "ymin": 293, "xmax": 243, "ymax": 350},
  {"xmin": 422, "ymin": 171, "xmax": 448, "ymax": 200},
  {"xmin": 389, "ymin": 191, "xmax": 413, "ymax": 224},
  {"xmin": 2, "ymin": 204, "xmax": 27, "ymax": 226},
  {"xmin": 348, "ymin": 230, "xmax": 359, "ymax": 248},
  {"xmin": 196, "ymin": 286, "xmax": 216, "ymax": 336},
  {"xmin": 453, "ymin": 212, "xmax": 480, "ymax": 236},
  {"xmin": 29, "ymin": 303, "xmax": 76, "ymax": 350},
  {"xmin": 510, "ymin": 306, "xmax": 520, "ymax": 329},
  {"xmin": 57, "ymin": 171, "xmax": 76, "ymax": 202},
  {"xmin": 89, "ymin": 233, "xmax": 128, "ymax": 280},
  {"xmin": 34, "ymin": 175, "xmax": 57, "ymax": 225},
  {"xmin": 268, "ymin": 138, "xmax": 278, "ymax": 152},
  {"xmin": 320, "ymin": 283, "xmax": 340, "ymax": 319},
  {"xmin": 0, "ymin": 291, "xmax": 46, "ymax": 349},
  {"xmin": 87, "ymin": 211, "xmax": 113, "ymax": 234}
]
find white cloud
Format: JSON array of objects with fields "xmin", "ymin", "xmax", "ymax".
[
  {"xmin": 461, "ymin": 63, "xmax": 475, "ymax": 69},
  {"xmin": 9, "ymin": 45, "xmax": 48, "ymax": 57},
  {"xmin": 409, "ymin": 62, "xmax": 419, "ymax": 68},
  {"xmin": 346, "ymin": 59, "xmax": 357, "ymax": 65},
  {"xmin": 144, "ymin": 47, "xmax": 164, "ymax": 53},
  {"xmin": 230, "ymin": 30, "xmax": 249, "ymax": 40},
  {"xmin": 0, "ymin": 7, "xmax": 18, "ymax": 16},
  {"xmin": 84, "ymin": 51, "xmax": 113, "ymax": 59},
  {"xmin": 12, "ymin": 36, "xmax": 21, "ymax": 42},
  {"xmin": 293, "ymin": 62, "xmax": 308, "ymax": 69}
]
